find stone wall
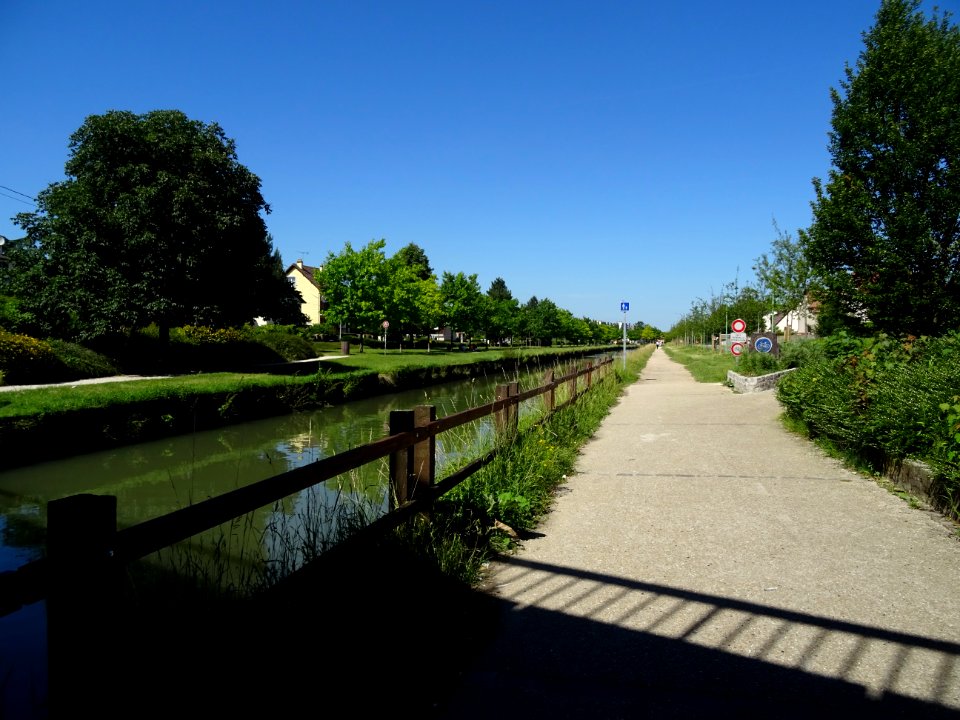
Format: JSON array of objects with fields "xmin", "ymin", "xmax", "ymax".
[{"xmin": 726, "ymin": 368, "xmax": 796, "ymax": 393}]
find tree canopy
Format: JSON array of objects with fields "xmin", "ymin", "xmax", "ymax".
[
  {"xmin": 753, "ymin": 219, "xmax": 815, "ymax": 315},
  {"xmin": 320, "ymin": 239, "xmax": 389, "ymax": 338},
  {"xmin": 803, "ymin": 0, "xmax": 960, "ymax": 336},
  {"xmin": 393, "ymin": 243, "xmax": 433, "ymax": 281},
  {"xmin": 11, "ymin": 109, "xmax": 305, "ymax": 341}
]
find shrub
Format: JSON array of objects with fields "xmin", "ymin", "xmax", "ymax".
[
  {"xmin": 777, "ymin": 331, "xmax": 960, "ymax": 519},
  {"xmin": 737, "ymin": 350, "xmax": 781, "ymax": 376},
  {"xmin": 0, "ymin": 330, "xmax": 60, "ymax": 384},
  {"xmin": 249, "ymin": 327, "xmax": 317, "ymax": 361},
  {"xmin": 47, "ymin": 339, "xmax": 118, "ymax": 380},
  {"xmin": 779, "ymin": 337, "xmax": 825, "ymax": 368},
  {"xmin": 177, "ymin": 326, "xmax": 250, "ymax": 344},
  {"xmin": 777, "ymin": 355, "xmax": 864, "ymax": 450}
]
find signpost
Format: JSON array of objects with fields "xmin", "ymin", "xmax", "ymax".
[
  {"xmin": 730, "ymin": 319, "xmax": 746, "ymax": 359},
  {"xmin": 382, "ymin": 320, "xmax": 389, "ymax": 354},
  {"xmin": 620, "ymin": 302, "xmax": 629, "ymax": 369}
]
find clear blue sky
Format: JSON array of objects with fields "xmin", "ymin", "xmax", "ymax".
[{"xmin": 1, "ymin": 0, "xmax": 955, "ymax": 331}]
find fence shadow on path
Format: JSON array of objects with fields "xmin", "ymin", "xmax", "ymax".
[{"xmin": 433, "ymin": 555, "xmax": 960, "ymax": 719}]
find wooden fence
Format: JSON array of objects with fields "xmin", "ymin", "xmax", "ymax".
[
  {"xmin": 1, "ymin": 354, "xmax": 613, "ymax": 620},
  {"xmin": 2, "ymin": 353, "xmax": 616, "ymax": 714}
]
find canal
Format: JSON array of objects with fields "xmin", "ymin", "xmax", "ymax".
[{"xmin": 0, "ymin": 356, "xmax": 599, "ymax": 719}]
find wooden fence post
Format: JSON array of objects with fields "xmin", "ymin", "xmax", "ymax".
[
  {"xmin": 495, "ymin": 382, "xmax": 519, "ymax": 440},
  {"xmin": 543, "ymin": 370, "xmax": 555, "ymax": 413},
  {"xmin": 389, "ymin": 410, "xmax": 414, "ymax": 510},
  {"xmin": 412, "ymin": 404, "xmax": 436, "ymax": 497},
  {"xmin": 586, "ymin": 360, "xmax": 594, "ymax": 389},
  {"xmin": 389, "ymin": 406, "xmax": 436, "ymax": 509},
  {"xmin": 46, "ymin": 493, "xmax": 119, "ymax": 716}
]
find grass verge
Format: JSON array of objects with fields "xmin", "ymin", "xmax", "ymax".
[
  {"xmin": 0, "ymin": 345, "xmax": 612, "ymax": 471},
  {"xmin": 663, "ymin": 344, "xmax": 737, "ymax": 383}
]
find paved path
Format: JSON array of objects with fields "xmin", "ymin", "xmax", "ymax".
[{"xmin": 434, "ymin": 348, "xmax": 960, "ymax": 719}]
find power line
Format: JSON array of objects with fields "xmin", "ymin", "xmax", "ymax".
[
  {"xmin": 0, "ymin": 185, "xmax": 36, "ymax": 203},
  {"xmin": 0, "ymin": 189, "xmax": 35, "ymax": 206}
]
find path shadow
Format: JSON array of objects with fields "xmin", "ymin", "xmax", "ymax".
[
  {"xmin": 432, "ymin": 556, "xmax": 960, "ymax": 719},
  {"xmin": 53, "ymin": 540, "xmax": 960, "ymax": 720}
]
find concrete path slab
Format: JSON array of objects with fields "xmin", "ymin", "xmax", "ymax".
[{"xmin": 435, "ymin": 348, "xmax": 960, "ymax": 719}]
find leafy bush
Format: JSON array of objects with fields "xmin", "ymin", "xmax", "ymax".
[
  {"xmin": 737, "ymin": 350, "xmax": 781, "ymax": 376},
  {"xmin": 0, "ymin": 329, "xmax": 60, "ymax": 384},
  {"xmin": 0, "ymin": 296, "xmax": 37, "ymax": 336},
  {"xmin": 47, "ymin": 339, "xmax": 118, "ymax": 380},
  {"xmin": 777, "ymin": 331, "xmax": 960, "ymax": 518},
  {"xmin": 177, "ymin": 325, "xmax": 250, "ymax": 344},
  {"xmin": 779, "ymin": 337, "xmax": 825, "ymax": 368},
  {"xmin": 249, "ymin": 327, "xmax": 317, "ymax": 361},
  {"xmin": 777, "ymin": 355, "xmax": 864, "ymax": 450}
]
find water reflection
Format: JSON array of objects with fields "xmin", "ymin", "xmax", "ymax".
[{"xmin": 0, "ymin": 364, "xmax": 559, "ymax": 570}]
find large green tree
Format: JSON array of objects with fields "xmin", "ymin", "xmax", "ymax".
[
  {"xmin": 439, "ymin": 271, "xmax": 487, "ymax": 341},
  {"xmin": 520, "ymin": 296, "xmax": 563, "ymax": 346},
  {"xmin": 321, "ymin": 239, "xmax": 389, "ymax": 344},
  {"xmin": 803, "ymin": 0, "xmax": 960, "ymax": 336},
  {"xmin": 12, "ymin": 109, "xmax": 303, "ymax": 341},
  {"xmin": 485, "ymin": 277, "xmax": 518, "ymax": 345}
]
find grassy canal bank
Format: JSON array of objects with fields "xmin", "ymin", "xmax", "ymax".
[{"xmin": 0, "ymin": 344, "xmax": 619, "ymax": 471}]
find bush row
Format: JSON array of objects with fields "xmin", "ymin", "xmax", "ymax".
[
  {"xmin": 0, "ymin": 324, "xmax": 319, "ymax": 385},
  {"xmin": 776, "ymin": 331, "xmax": 960, "ymax": 519}
]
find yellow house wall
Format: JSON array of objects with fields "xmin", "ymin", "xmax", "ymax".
[{"xmin": 289, "ymin": 269, "xmax": 323, "ymax": 325}]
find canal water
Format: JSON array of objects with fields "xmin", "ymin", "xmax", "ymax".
[{"xmin": 0, "ymin": 357, "xmax": 596, "ymax": 718}]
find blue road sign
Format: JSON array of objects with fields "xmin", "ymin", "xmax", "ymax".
[
  {"xmin": 755, "ymin": 336, "xmax": 773, "ymax": 353},
  {"xmin": 621, "ymin": 302, "xmax": 629, "ymax": 312}
]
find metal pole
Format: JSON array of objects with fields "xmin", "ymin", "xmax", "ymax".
[{"xmin": 622, "ymin": 310, "xmax": 627, "ymax": 370}]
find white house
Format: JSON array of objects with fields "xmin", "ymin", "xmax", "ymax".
[{"xmin": 763, "ymin": 295, "xmax": 819, "ymax": 337}]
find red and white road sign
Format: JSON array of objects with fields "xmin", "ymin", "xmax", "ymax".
[
  {"xmin": 730, "ymin": 342, "xmax": 744, "ymax": 357},
  {"xmin": 731, "ymin": 318, "xmax": 746, "ymax": 333}
]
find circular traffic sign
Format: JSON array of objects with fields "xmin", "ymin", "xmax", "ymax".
[
  {"xmin": 382, "ymin": 320, "xmax": 390, "ymax": 329},
  {"xmin": 730, "ymin": 342, "xmax": 744, "ymax": 357},
  {"xmin": 731, "ymin": 318, "xmax": 746, "ymax": 333},
  {"xmin": 755, "ymin": 336, "xmax": 773, "ymax": 353}
]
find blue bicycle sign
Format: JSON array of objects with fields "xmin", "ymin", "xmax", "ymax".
[{"xmin": 755, "ymin": 336, "xmax": 773, "ymax": 353}]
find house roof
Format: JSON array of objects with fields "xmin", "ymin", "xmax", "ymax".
[{"xmin": 285, "ymin": 259, "xmax": 322, "ymax": 289}]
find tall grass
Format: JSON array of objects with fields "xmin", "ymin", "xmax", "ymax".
[
  {"xmin": 116, "ymin": 348, "xmax": 652, "ymax": 603},
  {"xmin": 390, "ymin": 346, "xmax": 653, "ymax": 584}
]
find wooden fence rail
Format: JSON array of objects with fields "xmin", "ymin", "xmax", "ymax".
[{"xmin": 0, "ymin": 354, "xmax": 613, "ymax": 620}]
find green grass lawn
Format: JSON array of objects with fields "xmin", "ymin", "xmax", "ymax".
[
  {"xmin": 663, "ymin": 344, "xmax": 738, "ymax": 383},
  {"xmin": 315, "ymin": 344, "xmax": 607, "ymax": 371},
  {"xmin": 0, "ymin": 345, "xmax": 611, "ymax": 418}
]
